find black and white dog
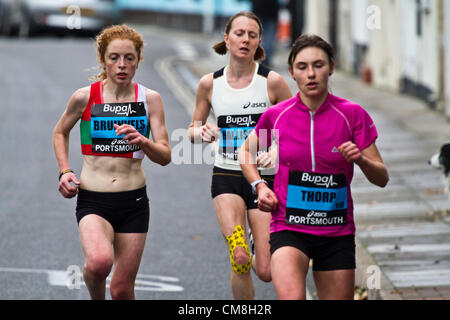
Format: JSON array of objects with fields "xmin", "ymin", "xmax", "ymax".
[{"xmin": 429, "ymin": 142, "xmax": 450, "ymax": 193}]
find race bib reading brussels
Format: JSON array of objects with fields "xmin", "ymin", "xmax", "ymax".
[
  {"xmin": 217, "ymin": 113, "xmax": 263, "ymax": 161},
  {"xmin": 90, "ymin": 102, "xmax": 148, "ymax": 154},
  {"xmin": 285, "ymin": 171, "xmax": 348, "ymax": 227}
]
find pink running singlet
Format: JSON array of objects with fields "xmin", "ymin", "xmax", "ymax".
[{"xmin": 255, "ymin": 93, "xmax": 378, "ymax": 237}]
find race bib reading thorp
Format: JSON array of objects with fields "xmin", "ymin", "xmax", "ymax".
[
  {"xmin": 217, "ymin": 113, "xmax": 263, "ymax": 161},
  {"xmin": 90, "ymin": 102, "xmax": 148, "ymax": 154},
  {"xmin": 285, "ymin": 171, "xmax": 348, "ymax": 227}
]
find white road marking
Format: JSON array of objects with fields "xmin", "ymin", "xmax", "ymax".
[
  {"xmin": 174, "ymin": 40, "xmax": 198, "ymax": 60},
  {"xmin": 0, "ymin": 267, "xmax": 184, "ymax": 292},
  {"xmin": 358, "ymin": 222, "xmax": 450, "ymax": 238},
  {"xmin": 385, "ymin": 269, "xmax": 450, "ymax": 287},
  {"xmin": 367, "ymin": 243, "xmax": 450, "ymax": 254}
]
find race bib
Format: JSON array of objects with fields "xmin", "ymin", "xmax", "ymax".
[
  {"xmin": 217, "ymin": 113, "xmax": 262, "ymax": 161},
  {"xmin": 285, "ymin": 171, "xmax": 348, "ymax": 227},
  {"xmin": 90, "ymin": 102, "xmax": 148, "ymax": 154}
]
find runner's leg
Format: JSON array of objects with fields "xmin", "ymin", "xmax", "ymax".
[
  {"xmin": 271, "ymin": 246, "xmax": 310, "ymax": 300},
  {"xmin": 213, "ymin": 193, "xmax": 254, "ymax": 300},
  {"xmin": 78, "ymin": 215, "xmax": 114, "ymax": 300},
  {"xmin": 313, "ymin": 269, "xmax": 355, "ymax": 300},
  {"xmin": 247, "ymin": 209, "xmax": 272, "ymax": 282},
  {"xmin": 109, "ymin": 233, "xmax": 147, "ymax": 300}
]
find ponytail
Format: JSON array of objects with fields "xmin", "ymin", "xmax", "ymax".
[{"xmin": 213, "ymin": 40, "xmax": 228, "ymax": 56}]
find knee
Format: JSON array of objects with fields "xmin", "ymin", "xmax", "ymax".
[
  {"xmin": 277, "ymin": 288, "xmax": 306, "ymax": 300},
  {"xmin": 227, "ymin": 225, "xmax": 252, "ymax": 275},
  {"xmin": 84, "ymin": 254, "xmax": 113, "ymax": 280},
  {"xmin": 110, "ymin": 280, "xmax": 134, "ymax": 300},
  {"xmin": 255, "ymin": 268, "xmax": 272, "ymax": 283},
  {"xmin": 252, "ymin": 256, "xmax": 271, "ymax": 282}
]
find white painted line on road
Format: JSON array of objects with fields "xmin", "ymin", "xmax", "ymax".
[
  {"xmin": 367, "ymin": 243, "xmax": 450, "ymax": 254},
  {"xmin": 154, "ymin": 55, "xmax": 216, "ymax": 125},
  {"xmin": 358, "ymin": 223, "xmax": 450, "ymax": 239},
  {"xmin": 354, "ymin": 201, "xmax": 432, "ymax": 219},
  {"xmin": 0, "ymin": 266, "xmax": 184, "ymax": 292},
  {"xmin": 176, "ymin": 63, "xmax": 201, "ymax": 93},
  {"xmin": 377, "ymin": 259, "xmax": 446, "ymax": 267},
  {"xmin": 174, "ymin": 40, "xmax": 198, "ymax": 60},
  {"xmin": 385, "ymin": 269, "xmax": 450, "ymax": 288}
]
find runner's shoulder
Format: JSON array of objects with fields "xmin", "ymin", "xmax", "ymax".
[
  {"xmin": 145, "ymin": 87, "xmax": 162, "ymax": 101},
  {"xmin": 70, "ymin": 86, "xmax": 90, "ymax": 108},
  {"xmin": 144, "ymin": 87, "xmax": 164, "ymax": 111},
  {"xmin": 198, "ymin": 73, "xmax": 214, "ymax": 92},
  {"xmin": 268, "ymin": 95, "xmax": 298, "ymax": 113},
  {"xmin": 266, "ymin": 69, "xmax": 284, "ymax": 84},
  {"xmin": 329, "ymin": 94, "xmax": 363, "ymax": 111}
]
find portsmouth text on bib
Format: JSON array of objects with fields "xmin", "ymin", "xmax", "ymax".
[
  {"xmin": 285, "ymin": 171, "xmax": 348, "ymax": 227},
  {"xmin": 90, "ymin": 102, "xmax": 148, "ymax": 154}
]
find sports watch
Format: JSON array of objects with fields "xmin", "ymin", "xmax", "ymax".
[{"xmin": 251, "ymin": 179, "xmax": 268, "ymax": 195}]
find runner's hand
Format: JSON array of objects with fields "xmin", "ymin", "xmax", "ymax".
[
  {"xmin": 256, "ymin": 147, "xmax": 278, "ymax": 168},
  {"xmin": 201, "ymin": 123, "xmax": 220, "ymax": 143},
  {"xmin": 338, "ymin": 141, "xmax": 362, "ymax": 164},
  {"xmin": 114, "ymin": 124, "xmax": 147, "ymax": 147},
  {"xmin": 58, "ymin": 172, "xmax": 80, "ymax": 199},
  {"xmin": 257, "ymin": 184, "xmax": 278, "ymax": 212},
  {"xmin": 256, "ymin": 152, "xmax": 272, "ymax": 168}
]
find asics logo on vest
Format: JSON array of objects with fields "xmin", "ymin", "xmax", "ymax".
[
  {"xmin": 225, "ymin": 115, "xmax": 256, "ymax": 127},
  {"xmin": 103, "ymin": 103, "xmax": 137, "ymax": 117},
  {"xmin": 243, "ymin": 101, "xmax": 267, "ymax": 109},
  {"xmin": 301, "ymin": 172, "xmax": 339, "ymax": 189}
]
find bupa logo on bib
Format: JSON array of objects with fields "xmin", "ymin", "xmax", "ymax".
[
  {"xmin": 217, "ymin": 113, "xmax": 263, "ymax": 161},
  {"xmin": 285, "ymin": 171, "xmax": 348, "ymax": 227},
  {"xmin": 101, "ymin": 103, "xmax": 138, "ymax": 116},
  {"xmin": 90, "ymin": 102, "xmax": 148, "ymax": 154}
]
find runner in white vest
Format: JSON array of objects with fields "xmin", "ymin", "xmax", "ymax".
[{"xmin": 189, "ymin": 11, "xmax": 292, "ymax": 299}]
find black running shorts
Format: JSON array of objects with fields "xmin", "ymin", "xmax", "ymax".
[
  {"xmin": 269, "ymin": 230, "xmax": 356, "ymax": 271},
  {"xmin": 76, "ymin": 186, "xmax": 149, "ymax": 233},
  {"xmin": 211, "ymin": 166, "xmax": 274, "ymax": 210}
]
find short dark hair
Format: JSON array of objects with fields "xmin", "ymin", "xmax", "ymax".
[
  {"xmin": 288, "ymin": 34, "xmax": 335, "ymax": 68},
  {"xmin": 213, "ymin": 11, "xmax": 265, "ymax": 62}
]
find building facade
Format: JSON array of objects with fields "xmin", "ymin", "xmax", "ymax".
[{"xmin": 304, "ymin": 0, "xmax": 450, "ymax": 118}]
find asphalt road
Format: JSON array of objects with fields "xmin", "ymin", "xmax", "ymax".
[{"xmin": 0, "ymin": 28, "xmax": 279, "ymax": 300}]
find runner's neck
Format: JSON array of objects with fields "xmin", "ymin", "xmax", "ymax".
[{"xmin": 102, "ymin": 79, "xmax": 135, "ymax": 102}]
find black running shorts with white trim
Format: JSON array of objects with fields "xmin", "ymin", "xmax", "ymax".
[
  {"xmin": 211, "ymin": 166, "xmax": 274, "ymax": 210},
  {"xmin": 76, "ymin": 186, "xmax": 149, "ymax": 233}
]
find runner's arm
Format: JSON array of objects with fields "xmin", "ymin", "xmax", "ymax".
[
  {"xmin": 239, "ymin": 131, "xmax": 278, "ymax": 212},
  {"xmin": 189, "ymin": 73, "xmax": 219, "ymax": 143},
  {"xmin": 121, "ymin": 89, "xmax": 171, "ymax": 166},
  {"xmin": 267, "ymin": 71, "xmax": 293, "ymax": 105},
  {"xmin": 53, "ymin": 87, "xmax": 89, "ymax": 197},
  {"xmin": 339, "ymin": 141, "xmax": 389, "ymax": 188}
]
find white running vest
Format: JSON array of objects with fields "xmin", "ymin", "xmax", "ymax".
[{"xmin": 211, "ymin": 63, "xmax": 272, "ymax": 171}]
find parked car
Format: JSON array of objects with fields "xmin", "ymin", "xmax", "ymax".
[
  {"xmin": 2, "ymin": 0, "xmax": 121, "ymax": 37},
  {"xmin": 0, "ymin": 0, "xmax": 24, "ymax": 36}
]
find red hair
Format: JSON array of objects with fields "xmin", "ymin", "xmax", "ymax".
[{"xmin": 92, "ymin": 24, "xmax": 144, "ymax": 81}]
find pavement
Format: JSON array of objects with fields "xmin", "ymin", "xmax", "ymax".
[{"xmin": 146, "ymin": 24, "xmax": 450, "ymax": 300}]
